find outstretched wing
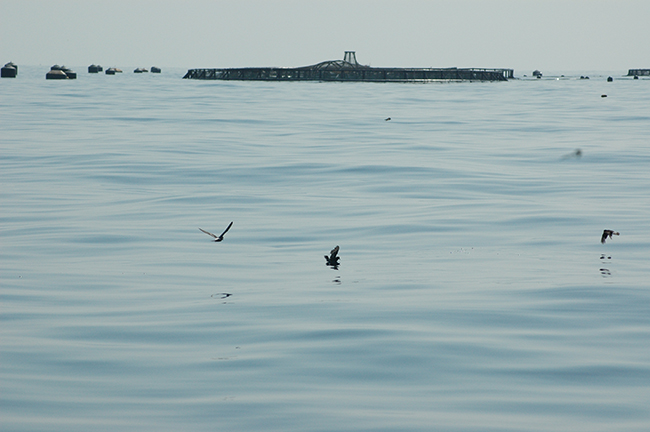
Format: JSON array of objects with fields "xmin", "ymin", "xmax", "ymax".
[
  {"xmin": 220, "ymin": 221, "xmax": 234, "ymax": 238},
  {"xmin": 601, "ymin": 231, "xmax": 609, "ymax": 244},
  {"xmin": 199, "ymin": 228, "xmax": 218, "ymax": 239},
  {"xmin": 330, "ymin": 246, "xmax": 339, "ymax": 258}
]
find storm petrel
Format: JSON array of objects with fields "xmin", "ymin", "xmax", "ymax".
[
  {"xmin": 601, "ymin": 230, "xmax": 619, "ymax": 244},
  {"xmin": 325, "ymin": 246, "xmax": 340, "ymax": 267}
]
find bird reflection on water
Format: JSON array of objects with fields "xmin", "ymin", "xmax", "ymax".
[{"xmin": 599, "ymin": 230, "xmax": 619, "ymax": 278}]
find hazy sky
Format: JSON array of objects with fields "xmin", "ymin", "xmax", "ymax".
[{"xmin": 1, "ymin": 0, "xmax": 648, "ymax": 73}]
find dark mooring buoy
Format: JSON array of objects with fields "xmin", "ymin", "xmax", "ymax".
[
  {"xmin": 62, "ymin": 67, "xmax": 77, "ymax": 79},
  {"xmin": 607, "ymin": 76, "xmax": 613, "ymax": 82},
  {"xmin": 46, "ymin": 69, "xmax": 68, "ymax": 80},
  {"xmin": 150, "ymin": 66, "xmax": 161, "ymax": 73},
  {"xmin": 47, "ymin": 65, "xmax": 76, "ymax": 79},
  {"xmin": 2, "ymin": 62, "xmax": 17, "ymax": 78},
  {"xmin": 88, "ymin": 64, "xmax": 103, "ymax": 73}
]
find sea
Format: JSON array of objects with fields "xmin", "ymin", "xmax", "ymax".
[{"xmin": 2, "ymin": 66, "xmax": 650, "ymax": 432}]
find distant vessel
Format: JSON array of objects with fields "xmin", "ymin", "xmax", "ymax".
[{"xmin": 184, "ymin": 51, "xmax": 514, "ymax": 82}]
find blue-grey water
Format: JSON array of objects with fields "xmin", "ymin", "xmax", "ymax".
[{"xmin": 2, "ymin": 67, "xmax": 650, "ymax": 431}]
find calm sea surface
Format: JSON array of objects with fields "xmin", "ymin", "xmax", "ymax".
[{"xmin": 2, "ymin": 66, "xmax": 650, "ymax": 431}]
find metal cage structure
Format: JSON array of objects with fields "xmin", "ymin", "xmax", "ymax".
[{"xmin": 183, "ymin": 52, "xmax": 514, "ymax": 82}]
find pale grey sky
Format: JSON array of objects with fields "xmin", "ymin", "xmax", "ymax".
[{"xmin": 1, "ymin": 0, "xmax": 648, "ymax": 74}]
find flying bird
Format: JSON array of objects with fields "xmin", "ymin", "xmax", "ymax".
[
  {"xmin": 385, "ymin": 117, "xmax": 391, "ymax": 121},
  {"xmin": 325, "ymin": 245, "xmax": 340, "ymax": 268},
  {"xmin": 601, "ymin": 230, "xmax": 619, "ymax": 244},
  {"xmin": 199, "ymin": 221, "xmax": 233, "ymax": 242}
]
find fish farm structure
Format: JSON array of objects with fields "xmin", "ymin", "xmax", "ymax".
[
  {"xmin": 183, "ymin": 52, "xmax": 514, "ymax": 82},
  {"xmin": 627, "ymin": 69, "xmax": 650, "ymax": 77}
]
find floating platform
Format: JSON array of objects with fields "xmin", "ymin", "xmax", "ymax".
[
  {"xmin": 627, "ymin": 69, "xmax": 650, "ymax": 77},
  {"xmin": 183, "ymin": 51, "xmax": 514, "ymax": 82}
]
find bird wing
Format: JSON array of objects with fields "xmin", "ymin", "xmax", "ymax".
[
  {"xmin": 220, "ymin": 221, "xmax": 234, "ymax": 237},
  {"xmin": 199, "ymin": 228, "xmax": 218, "ymax": 239},
  {"xmin": 601, "ymin": 231, "xmax": 609, "ymax": 243},
  {"xmin": 330, "ymin": 246, "xmax": 339, "ymax": 257}
]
